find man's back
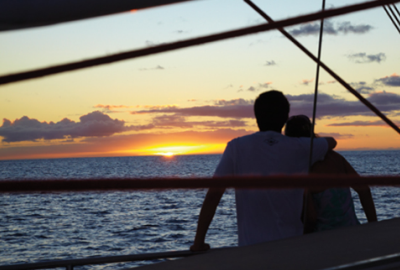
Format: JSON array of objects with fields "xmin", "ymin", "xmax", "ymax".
[{"xmin": 214, "ymin": 131, "xmax": 328, "ymax": 246}]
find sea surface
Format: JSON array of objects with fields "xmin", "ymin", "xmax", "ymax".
[{"xmin": 1, "ymin": 151, "xmax": 400, "ymax": 269}]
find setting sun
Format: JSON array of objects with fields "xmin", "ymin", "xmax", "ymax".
[
  {"xmin": 140, "ymin": 144, "xmax": 227, "ymax": 157},
  {"xmin": 160, "ymin": 152, "xmax": 174, "ymax": 157}
]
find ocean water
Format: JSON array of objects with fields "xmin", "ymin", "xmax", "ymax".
[{"xmin": 1, "ymin": 151, "xmax": 400, "ymax": 269}]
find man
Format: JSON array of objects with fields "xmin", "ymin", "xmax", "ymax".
[{"xmin": 190, "ymin": 90, "xmax": 337, "ymax": 251}]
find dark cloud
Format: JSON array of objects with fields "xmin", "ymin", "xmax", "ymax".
[
  {"xmin": 375, "ymin": 74, "xmax": 400, "ymax": 87},
  {"xmin": 350, "ymin": 81, "xmax": 375, "ymax": 93},
  {"xmin": 131, "ymin": 103, "xmax": 254, "ymax": 119},
  {"xmin": 265, "ymin": 60, "xmax": 276, "ymax": 66},
  {"xmin": 287, "ymin": 92, "xmax": 400, "ymax": 118},
  {"xmin": 131, "ymin": 92, "xmax": 400, "ymax": 120},
  {"xmin": 214, "ymin": 99, "xmax": 252, "ymax": 106},
  {"xmin": 0, "ymin": 111, "xmax": 152, "ymax": 143},
  {"xmin": 317, "ymin": 132, "xmax": 354, "ymax": 139},
  {"xmin": 241, "ymin": 83, "xmax": 272, "ymax": 92},
  {"xmin": 347, "ymin": 52, "xmax": 386, "ymax": 63},
  {"xmin": 151, "ymin": 114, "xmax": 247, "ymax": 129},
  {"xmin": 326, "ymin": 120, "xmax": 397, "ymax": 127},
  {"xmin": 288, "ymin": 20, "xmax": 372, "ymax": 37}
]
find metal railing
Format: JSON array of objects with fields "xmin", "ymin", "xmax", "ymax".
[{"xmin": 0, "ymin": 249, "xmax": 213, "ymax": 270}]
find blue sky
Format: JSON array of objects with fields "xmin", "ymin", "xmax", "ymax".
[{"xmin": 1, "ymin": 0, "xmax": 400, "ymax": 159}]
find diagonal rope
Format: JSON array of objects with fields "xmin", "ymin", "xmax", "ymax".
[
  {"xmin": 0, "ymin": 0, "xmax": 399, "ymax": 86},
  {"xmin": 309, "ymin": 0, "xmax": 326, "ymax": 173},
  {"xmin": 393, "ymin": 3, "xmax": 400, "ymax": 16},
  {"xmin": 244, "ymin": 0, "xmax": 400, "ymax": 136},
  {"xmin": 383, "ymin": 5, "xmax": 400, "ymax": 34},
  {"xmin": 388, "ymin": 4, "xmax": 400, "ymax": 25}
]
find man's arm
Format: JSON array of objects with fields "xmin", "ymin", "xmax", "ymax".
[
  {"xmin": 323, "ymin": 137, "xmax": 337, "ymax": 150},
  {"xmin": 190, "ymin": 187, "xmax": 225, "ymax": 252},
  {"xmin": 352, "ymin": 186, "xmax": 377, "ymax": 222}
]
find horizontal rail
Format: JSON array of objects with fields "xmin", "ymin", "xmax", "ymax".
[
  {"xmin": 0, "ymin": 0, "xmax": 399, "ymax": 86},
  {"xmin": 323, "ymin": 252, "xmax": 400, "ymax": 270},
  {"xmin": 0, "ymin": 249, "xmax": 214, "ymax": 270},
  {"xmin": 1, "ymin": 175, "xmax": 400, "ymax": 192}
]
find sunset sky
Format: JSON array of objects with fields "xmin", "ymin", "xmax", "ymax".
[{"xmin": 1, "ymin": 0, "xmax": 400, "ymax": 160}]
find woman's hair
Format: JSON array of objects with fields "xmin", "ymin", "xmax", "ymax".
[{"xmin": 284, "ymin": 115, "xmax": 312, "ymax": 138}]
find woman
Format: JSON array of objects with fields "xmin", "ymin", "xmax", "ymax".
[{"xmin": 285, "ymin": 115, "xmax": 377, "ymax": 233}]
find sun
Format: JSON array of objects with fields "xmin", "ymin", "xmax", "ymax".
[{"xmin": 163, "ymin": 152, "xmax": 174, "ymax": 157}]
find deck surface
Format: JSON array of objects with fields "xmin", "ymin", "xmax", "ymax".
[{"xmin": 134, "ymin": 218, "xmax": 400, "ymax": 270}]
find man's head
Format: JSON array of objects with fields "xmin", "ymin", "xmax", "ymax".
[{"xmin": 254, "ymin": 90, "xmax": 290, "ymax": 132}]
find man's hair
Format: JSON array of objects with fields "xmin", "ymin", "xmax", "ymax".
[
  {"xmin": 254, "ymin": 90, "xmax": 290, "ymax": 131},
  {"xmin": 285, "ymin": 115, "xmax": 312, "ymax": 137}
]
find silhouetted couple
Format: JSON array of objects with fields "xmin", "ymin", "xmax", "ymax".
[{"xmin": 191, "ymin": 90, "xmax": 376, "ymax": 251}]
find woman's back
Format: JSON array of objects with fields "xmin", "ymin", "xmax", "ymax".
[{"xmin": 310, "ymin": 151, "xmax": 359, "ymax": 231}]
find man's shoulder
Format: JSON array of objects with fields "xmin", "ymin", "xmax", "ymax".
[{"xmin": 229, "ymin": 132, "xmax": 261, "ymax": 143}]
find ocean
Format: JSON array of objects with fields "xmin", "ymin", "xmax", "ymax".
[{"xmin": 1, "ymin": 151, "xmax": 400, "ymax": 269}]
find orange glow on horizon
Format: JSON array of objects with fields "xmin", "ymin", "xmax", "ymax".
[{"xmin": 133, "ymin": 144, "xmax": 227, "ymax": 156}]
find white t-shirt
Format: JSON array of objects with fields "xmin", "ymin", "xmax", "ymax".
[{"xmin": 214, "ymin": 131, "xmax": 329, "ymax": 246}]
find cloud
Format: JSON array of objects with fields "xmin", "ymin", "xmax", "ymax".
[
  {"xmin": 94, "ymin": 104, "xmax": 132, "ymax": 113},
  {"xmin": 265, "ymin": 60, "xmax": 276, "ymax": 66},
  {"xmin": 0, "ymin": 111, "xmax": 152, "ymax": 143},
  {"xmin": 131, "ymin": 99, "xmax": 254, "ymax": 119},
  {"xmin": 288, "ymin": 20, "xmax": 372, "ymax": 37},
  {"xmin": 301, "ymin": 79, "xmax": 314, "ymax": 86},
  {"xmin": 151, "ymin": 114, "xmax": 247, "ymax": 129},
  {"xmin": 375, "ymin": 73, "xmax": 400, "ymax": 87},
  {"xmin": 317, "ymin": 132, "xmax": 354, "ymax": 139},
  {"xmin": 326, "ymin": 120, "xmax": 399, "ymax": 127},
  {"xmin": 214, "ymin": 99, "xmax": 253, "ymax": 106},
  {"xmin": 139, "ymin": 65, "xmax": 165, "ymax": 71},
  {"xmin": 0, "ymin": 129, "xmax": 252, "ymax": 160},
  {"xmin": 239, "ymin": 82, "xmax": 273, "ymax": 92},
  {"xmin": 174, "ymin": 30, "xmax": 189, "ymax": 34},
  {"xmin": 287, "ymin": 91, "xmax": 400, "ymax": 118},
  {"xmin": 129, "ymin": 92, "xmax": 400, "ymax": 122},
  {"xmin": 337, "ymin": 21, "xmax": 372, "ymax": 34},
  {"xmin": 258, "ymin": 82, "xmax": 272, "ymax": 89},
  {"xmin": 347, "ymin": 52, "xmax": 386, "ymax": 63},
  {"xmin": 349, "ymin": 81, "xmax": 375, "ymax": 93}
]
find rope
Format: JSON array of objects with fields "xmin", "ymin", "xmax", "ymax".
[
  {"xmin": 244, "ymin": 0, "xmax": 400, "ymax": 136},
  {"xmin": 393, "ymin": 3, "xmax": 400, "ymax": 16},
  {"xmin": 383, "ymin": 5, "xmax": 400, "ymax": 34},
  {"xmin": 0, "ymin": 0, "xmax": 399, "ymax": 86},
  {"xmin": 1, "ymin": 175, "xmax": 400, "ymax": 192},
  {"xmin": 388, "ymin": 4, "xmax": 400, "ymax": 26},
  {"xmin": 309, "ymin": 0, "xmax": 326, "ymax": 172}
]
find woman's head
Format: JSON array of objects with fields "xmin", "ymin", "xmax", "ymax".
[{"xmin": 285, "ymin": 115, "xmax": 312, "ymax": 137}]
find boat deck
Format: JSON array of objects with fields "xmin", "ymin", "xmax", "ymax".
[{"xmin": 135, "ymin": 217, "xmax": 400, "ymax": 270}]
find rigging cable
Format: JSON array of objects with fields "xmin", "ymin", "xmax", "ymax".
[
  {"xmin": 393, "ymin": 3, "xmax": 400, "ymax": 17},
  {"xmin": 304, "ymin": 0, "xmax": 326, "ymax": 233},
  {"xmin": 383, "ymin": 5, "xmax": 400, "ymax": 34},
  {"xmin": 388, "ymin": 4, "xmax": 400, "ymax": 25},
  {"xmin": 243, "ymin": 0, "xmax": 400, "ymax": 136},
  {"xmin": 309, "ymin": 0, "xmax": 326, "ymax": 173}
]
